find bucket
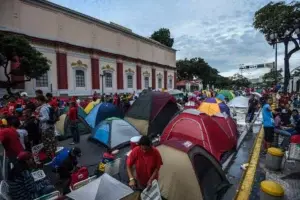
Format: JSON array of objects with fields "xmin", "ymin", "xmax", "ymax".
[{"xmin": 130, "ymin": 136, "xmax": 142, "ymax": 150}]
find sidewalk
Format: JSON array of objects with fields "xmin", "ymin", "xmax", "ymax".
[{"xmin": 250, "ymin": 148, "xmax": 300, "ymax": 200}]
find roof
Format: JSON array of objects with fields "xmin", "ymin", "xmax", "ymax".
[{"xmin": 22, "ymin": 0, "xmax": 176, "ymax": 52}]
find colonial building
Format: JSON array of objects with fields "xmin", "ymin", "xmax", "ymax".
[{"xmin": 0, "ymin": 0, "xmax": 176, "ymax": 96}]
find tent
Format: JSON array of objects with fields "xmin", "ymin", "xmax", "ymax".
[
  {"xmin": 211, "ymin": 113, "xmax": 238, "ymax": 142},
  {"xmin": 90, "ymin": 117, "xmax": 140, "ymax": 149},
  {"xmin": 218, "ymin": 90, "xmax": 235, "ymax": 101},
  {"xmin": 84, "ymin": 99, "xmax": 101, "ymax": 114},
  {"xmin": 55, "ymin": 114, "xmax": 90, "ymax": 140},
  {"xmin": 168, "ymin": 89, "xmax": 184, "ymax": 100},
  {"xmin": 85, "ymin": 103, "xmax": 122, "ymax": 129},
  {"xmin": 227, "ymin": 96, "xmax": 249, "ymax": 108},
  {"xmin": 63, "ymin": 106, "xmax": 87, "ymax": 118},
  {"xmin": 198, "ymin": 98, "xmax": 230, "ymax": 116},
  {"xmin": 161, "ymin": 109, "xmax": 237, "ymax": 161},
  {"xmin": 157, "ymin": 140, "xmax": 230, "ymax": 200},
  {"xmin": 67, "ymin": 173, "xmax": 134, "ymax": 200},
  {"xmin": 125, "ymin": 91, "xmax": 179, "ymax": 137}
]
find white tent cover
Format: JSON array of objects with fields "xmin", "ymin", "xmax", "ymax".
[
  {"xmin": 228, "ymin": 96, "xmax": 249, "ymax": 108},
  {"xmin": 67, "ymin": 174, "xmax": 133, "ymax": 200}
]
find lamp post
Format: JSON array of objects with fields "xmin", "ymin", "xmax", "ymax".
[
  {"xmin": 100, "ymin": 72, "xmax": 106, "ymax": 95},
  {"xmin": 265, "ymin": 19, "xmax": 300, "ymax": 92}
]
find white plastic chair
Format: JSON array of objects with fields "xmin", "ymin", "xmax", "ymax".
[
  {"xmin": 33, "ymin": 190, "xmax": 60, "ymax": 200},
  {"xmin": 32, "ymin": 144, "xmax": 44, "ymax": 164},
  {"xmin": 70, "ymin": 178, "xmax": 90, "ymax": 191},
  {"xmin": 104, "ymin": 158, "xmax": 121, "ymax": 179},
  {"xmin": 0, "ymin": 180, "xmax": 10, "ymax": 200}
]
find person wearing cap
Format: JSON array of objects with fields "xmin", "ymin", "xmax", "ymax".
[
  {"xmin": 57, "ymin": 147, "xmax": 81, "ymax": 194},
  {"xmin": 22, "ymin": 108, "xmax": 41, "ymax": 149},
  {"xmin": 8, "ymin": 151, "xmax": 55, "ymax": 200}
]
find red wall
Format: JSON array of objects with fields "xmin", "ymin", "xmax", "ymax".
[
  {"xmin": 136, "ymin": 65, "xmax": 141, "ymax": 90},
  {"xmin": 117, "ymin": 62, "xmax": 124, "ymax": 90},
  {"xmin": 91, "ymin": 58, "xmax": 100, "ymax": 89},
  {"xmin": 152, "ymin": 68, "xmax": 156, "ymax": 89},
  {"xmin": 56, "ymin": 52, "xmax": 68, "ymax": 89},
  {"xmin": 11, "ymin": 56, "xmax": 25, "ymax": 89}
]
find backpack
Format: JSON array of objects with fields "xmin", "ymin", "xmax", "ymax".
[{"xmin": 47, "ymin": 106, "xmax": 59, "ymax": 124}]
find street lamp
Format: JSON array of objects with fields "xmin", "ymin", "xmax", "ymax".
[
  {"xmin": 100, "ymin": 72, "xmax": 106, "ymax": 95},
  {"xmin": 265, "ymin": 18, "xmax": 300, "ymax": 91}
]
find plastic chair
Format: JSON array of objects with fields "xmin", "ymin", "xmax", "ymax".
[
  {"xmin": 0, "ymin": 180, "xmax": 10, "ymax": 200},
  {"xmin": 104, "ymin": 158, "xmax": 121, "ymax": 179},
  {"xmin": 70, "ymin": 178, "xmax": 90, "ymax": 191},
  {"xmin": 33, "ymin": 190, "xmax": 60, "ymax": 200}
]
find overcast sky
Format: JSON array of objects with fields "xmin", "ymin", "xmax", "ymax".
[{"xmin": 50, "ymin": 0, "xmax": 300, "ymax": 78}]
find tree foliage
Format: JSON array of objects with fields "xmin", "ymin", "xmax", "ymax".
[
  {"xmin": 253, "ymin": 1, "xmax": 300, "ymax": 92},
  {"xmin": 230, "ymin": 73, "xmax": 251, "ymax": 88},
  {"xmin": 262, "ymin": 69, "xmax": 283, "ymax": 84},
  {"xmin": 176, "ymin": 57, "xmax": 236, "ymax": 89},
  {"xmin": 0, "ymin": 34, "xmax": 51, "ymax": 95},
  {"xmin": 150, "ymin": 28, "xmax": 174, "ymax": 47}
]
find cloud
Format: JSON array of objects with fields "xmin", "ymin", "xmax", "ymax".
[{"xmin": 49, "ymin": 0, "xmax": 300, "ymax": 78}]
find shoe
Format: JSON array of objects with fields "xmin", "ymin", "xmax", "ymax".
[{"xmin": 69, "ymin": 142, "xmax": 75, "ymax": 145}]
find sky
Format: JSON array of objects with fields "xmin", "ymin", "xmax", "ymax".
[{"xmin": 49, "ymin": 0, "xmax": 300, "ymax": 79}]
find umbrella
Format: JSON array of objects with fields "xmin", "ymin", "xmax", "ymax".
[
  {"xmin": 216, "ymin": 94, "xmax": 225, "ymax": 101},
  {"xmin": 218, "ymin": 90, "xmax": 235, "ymax": 100},
  {"xmin": 251, "ymin": 92, "xmax": 262, "ymax": 98},
  {"xmin": 198, "ymin": 97, "xmax": 230, "ymax": 116}
]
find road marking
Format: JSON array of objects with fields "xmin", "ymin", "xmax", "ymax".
[{"xmin": 235, "ymin": 127, "xmax": 264, "ymax": 200}]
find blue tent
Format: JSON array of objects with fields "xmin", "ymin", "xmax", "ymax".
[
  {"xmin": 85, "ymin": 103, "xmax": 122, "ymax": 128},
  {"xmin": 90, "ymin": 117, "xmax": 140, "ymax": 149}
]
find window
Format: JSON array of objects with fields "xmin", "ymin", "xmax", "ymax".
[
  {"xmin": 144, "ymin": 77, "xmax": 149, "ymax": 89},
  {"xmin": 75, "ymin": 70, "xmax": 85, "ymax": 87},
  {"xmin": 168, "ymin": 79, "xmax": 173, "ymax": 89},
  {"xmin": 105, "ymin": 72, "xmax": 113, "ymax": 88},
  {"xmin": 158, "ymin": 78, "xmax": 162, "ymax": 88},
  {"xmin": 36, "ymin": 73, "xmax": 48, "ymax": 87},
  {"xmin": 127, "ymin": 75, "xmax": 133, "ymax": 88}
]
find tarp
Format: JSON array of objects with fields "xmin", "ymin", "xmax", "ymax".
[
  {"xmin": 90, "ymin": 117, "xmax": 140, "ymax": 149},
  {"xmin": 55, "ymin": 114, "xmax": 90, "ymax": 139},
  {"xmin": 85, "ymin": 103, "xmax": 122, "ymax": 129},
  {"xmin": 84, "ymin": 99, "xmax": 101, "ymax": 114},
  {"xmin": 125, "ymin": 91, "xmax": 179, "ymax": 137},
  {"xmin": 227, "ymin": 96, "xmax": 249, "ymax": 108},
  {"xmin": 157, "ymin": 140, "xmax": 230, "ymax": 200},
  {"xmin": 161, "ymin": 109, "xmax": 237, "ymax": 161},
  {"xmin": 67, "ymin": 173, "xmax": 133, "ymax": 200}
]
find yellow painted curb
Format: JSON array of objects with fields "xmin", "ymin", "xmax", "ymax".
[{"xmin": 235, "ymin": 127, "xmax": 264, "ymax": 200}]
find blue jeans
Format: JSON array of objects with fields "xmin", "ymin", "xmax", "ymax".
[{"xmin": 275, "ymin": 128, "xmax": 291, "ymax": 149}]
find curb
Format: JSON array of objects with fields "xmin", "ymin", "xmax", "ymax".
[{"xmin": 235, "ymin": 126, "xmax": 264, "ymax": 200}]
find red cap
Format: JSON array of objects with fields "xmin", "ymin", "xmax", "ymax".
[{"xmin": 17, "ymin": 151, "xmax": 32, "ymax": 161}]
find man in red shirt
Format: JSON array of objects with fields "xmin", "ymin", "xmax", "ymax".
[
  {"xmin": 127, "ymin": 136, "xmax": 163, "ymax": 190},
  {"xmin": 68, "ymin": 101, "xmax": 79, "ymax": 145},
  {"xmin": 0, "ymin": 122, "xmax": 24, "ymax": 162}
]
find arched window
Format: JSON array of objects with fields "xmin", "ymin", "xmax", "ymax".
[
  {"xmin": 168, "ymin": 78, "xmax": 173, "ymax": 89},
  {"xmin": 158, "ymin": 78, "xmax": 162, "ymax": 89},
  {"xmin": 105, "ymin": 72, "xmax": 113, "ymax": 88},
  {"xmin": 144, "ymin": 77, "xmax": 149, "ymax": 89},
  {"xmin": 75, "ymin": 70, "xmax": 85, "ymax": 87},
  {"xmin": 127, "ymin": 75, "xmax": 133, "ymax": 88},
  {"xmin": 36, "ymin": 73, "xmax": 48, "ymax": 88}
]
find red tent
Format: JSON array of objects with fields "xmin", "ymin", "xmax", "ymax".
[
  {"xmin": 211, "ymin": 113, "xmax": 238, "ymax": 145},
  {"xmin": 161, "ymin": 109, "xmax": 237, "ymax": 161}
]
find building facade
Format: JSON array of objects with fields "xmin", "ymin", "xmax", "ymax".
[{"xmin": 0, "ymin": 0, "xmax": 176, "ymax": 96}]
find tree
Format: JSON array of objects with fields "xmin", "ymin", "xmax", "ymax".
[
  {"xmin": 262, "ymin": 69, "xmax": 283, "ymax": 87},
  {"xmin": 232, "ymin": 77, "xmax": 251, "ymax": 88},
  {"xmin": 150, "ymin": 28, "xmax": 174, "ymax": 47},
  {"xmin": 176, "ymin": 57, "xmax": 224, "ymax": 87},
  {"xmin": 253, "ymin": 1, "xmax": 300, "ymax": 92},
  {"xmin": 0, "ymin": 34, "xmax": 51, "ymax": 95}
]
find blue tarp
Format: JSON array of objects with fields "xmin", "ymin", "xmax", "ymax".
[{"xmin": 85, "ymin": 103, "xmax": 122, "ymax": 128}]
